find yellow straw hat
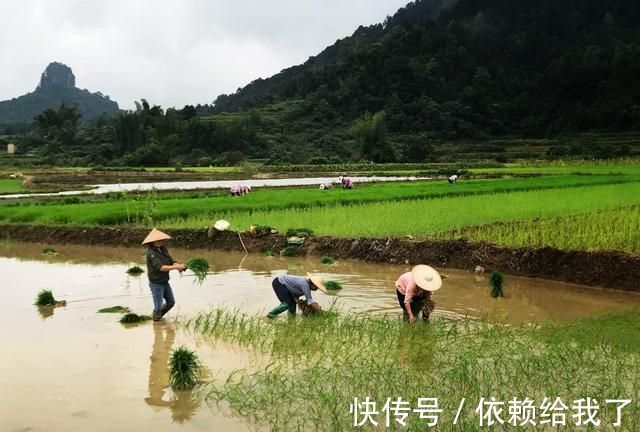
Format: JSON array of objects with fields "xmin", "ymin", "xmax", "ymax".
[
  {"xmin": 411, "ymin": 265, "xmax": 442, "ymax": 292},
  {"xmin": 307, "ymin": 273, "xmax": 328, "ymax": 294},
  {"xmin": 142, "ymin": 228, "xmax": 172, "ymax": 245}
]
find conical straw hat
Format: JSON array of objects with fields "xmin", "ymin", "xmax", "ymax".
[
  {"xmin": 142, "ymin": 228, "xmax": 172, "ymax": 245},
  {"xmin": 411, "ymin": 265, "xmax": 442, "ymax": 292},
  {"xmin": 307, "ymin": 273, "xmax": 328, "ymax": 294}
]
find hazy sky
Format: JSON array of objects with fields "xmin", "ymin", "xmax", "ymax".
[{"xmin": 0, "ymin": 0, "xmax": 409, "ymax": 110}]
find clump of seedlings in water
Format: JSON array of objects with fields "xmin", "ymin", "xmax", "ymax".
[
  {"xmin": 324, "ymin": 281, "xmax": 343, "ymax": 291},
  {"xmin": 169, "ymin": 346, "xmax": 201, "ymax": 390},
  {"xmin": 98, "ymin": 306, "xmax": 130, "ymax": 314},
  {"xmin": 186, "ymin": 258, "xmax": 210, "ymax": 283},
  {"xmin": 34, "ymin": 289, "xmax": 66, "ymax": 307},
  {"xmin": 321, "ymin": 256, "xmax": 335, "ymax": 265},
  {"xmin": 264, "ymin": 250, "xmax": 274, "ymax": 257},
  {"xmin": 490, "ymin": 270, "xmax": 506, "ymax": 298},
  {"xmin": 119, "ymin": 313, "xmax": 152, "ymax": 324},
  {"xmin": 126, "ymin": 265, "xmax": 144, "ymax": 276},
  {"xmin": 42, "ymin": 245, "xmax": 57, "ymax": 255}
]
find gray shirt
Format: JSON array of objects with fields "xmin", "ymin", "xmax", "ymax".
[{"xmin": 277, "ymin": 274, "xmax": 314, "ymax": 305}]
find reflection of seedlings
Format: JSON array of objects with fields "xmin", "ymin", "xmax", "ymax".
[
  {"xmin": 120, "ymin": 313, "xmax": 152, "ymax": 324},
  {"xmin": 490, "ymin": 270, "xmax": 506, "ymax": 298},
  {"xmin": 169, "ymin": 347, "xmax": 201, "ymax": 390},
  {"xmin": 186, "ymin": 258, "xmax": 210, "ymax": 283},
  {"xmin": 34, "ymin": 289, "xmax": 66, "ymax": 306},
  {"xmin": 98, "ymin": 306, "xmax": 130, "ymax": 314},
  {"xmin": 324, "ymin": 281, "xmax": 343, "ymax": 291},
  {"xmin": 321, "ymin": 256, "xmax": 335, "ymax": 265},
  {"xmin": 42, "ymin": 245, "xmax": 57, "ymax": 255},
  {"xmin": 126, "ymin": 265, "xmax": 144, "ymax": 276},
  {"xmin": 281, "ymin": 246, "xmax": 299, "ymax": 257}
]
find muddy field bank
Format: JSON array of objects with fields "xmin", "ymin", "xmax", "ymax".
[{"xmin": 1, "ymin": 223, "xmax": 638, "ymax": 292}]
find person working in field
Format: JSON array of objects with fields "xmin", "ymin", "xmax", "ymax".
[
  {"xmin": 143, "ymin": 228, "xmax": 186, "ymax": 321},
  {"xmin": 266, "ymin": 273, "xmax": 327, "ymax": 319},
  {"xmin": 396, "ymin": 265, "xmax": 441, "ymax": 323},
  {"xmin": 448, "ymin": 174, "xmax": 458, "ymax": 184},
  {"xmin": 339, "ymin": 176, "xmax": 354, "ymax": 189}
]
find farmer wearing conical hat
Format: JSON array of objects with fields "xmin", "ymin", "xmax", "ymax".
[
  {"xmin": 142, "ymin": 229, "xmax": 186, "ymax": 321},
  {"xmin": 396, "ymin": 265, "xmax": 442, "ymax": 324},
  {"xmin": 266, "ymin": 273, "xmax": 327, "ymax": 319}
]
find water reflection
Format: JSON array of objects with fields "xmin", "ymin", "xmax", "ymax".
[{"xmin": 145, "ymin": 322, "xmax": 201, "ymax": 424}]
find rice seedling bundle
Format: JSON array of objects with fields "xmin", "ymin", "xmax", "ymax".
[
  {"xmin": 126, "ymin": 265, "xmax": 144, "ymax": 275},
  {"xmin": 98, "ymin": 306, "xmax": 130, "ymax": 313},
  {"xmin": 186, "ymin": 258, "xmax": 210, "ymax": 283},
  {"xmin": 169, "ymin": 346, "xmax": 201, "ymax": 390},
  {"xmin": 324, "ymin": 281, "xmax": 342, "ymax": 290},
  {"xmin": 34, "ymin": 289, "xmax": 57, "ymax": 306},
  {"xmin": 119, "ymin": 313, "xmax": 152, "ymax": 324},
  {"xmin": 490, "ymin": 270, "xmax": 506, "ymax": 298},
  {"xmin": 320, "ymin": 256, "xmax": 335, "ymax": 265}
]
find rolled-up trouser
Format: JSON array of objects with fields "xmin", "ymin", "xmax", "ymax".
[
  {"xmin": 396, "ymin": 290, "xmax": 425, "ymax": 322},
  {"xmin": 267, "ymin": 278, "xmax": 297, "ymax": 318}
]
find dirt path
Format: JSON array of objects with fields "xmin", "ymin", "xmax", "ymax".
[{"xmin": 1, "ymin": 223, "xmax": 638, "ymax": 291}]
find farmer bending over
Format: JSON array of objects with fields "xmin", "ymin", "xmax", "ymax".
[
  {"xmin": 396, "ymin": 265, "xmax": 442, "ymax": 324},
  {"xmin": 143, "ymin": 229, "xmax": 186, "ymax": 321},
  {"xmin": 267, "ymin": 273, "xmax": 327, "ymax": 318}
]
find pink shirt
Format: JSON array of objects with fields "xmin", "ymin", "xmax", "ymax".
[{"xmin": 396, "ymin": 272, "xmax": 424, "ymax": 303}]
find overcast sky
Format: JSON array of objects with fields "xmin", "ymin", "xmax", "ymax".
[{"xmin": 0, "ymin": 0, "xmax": 409, "ymax": 110}]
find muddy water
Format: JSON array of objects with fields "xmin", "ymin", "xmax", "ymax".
[{"xmin": 0, "ymin": 243, "xmax": 638, "ymax": 431}]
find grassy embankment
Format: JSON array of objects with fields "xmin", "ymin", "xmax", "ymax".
[{"xmin": 184, "ymin": 308, "xmax": 640, "ymax": 431}]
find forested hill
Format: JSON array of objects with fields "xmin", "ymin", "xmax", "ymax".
[
  {"xmin": 0, "ymin": 62, "xmax": 119, "ymax": 124},
  {"xmin": 212, "ymin": 0, "xmax": 640, "ymax": 137}
]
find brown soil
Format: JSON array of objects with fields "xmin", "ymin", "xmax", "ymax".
[{"xmin": 1, "ymin": 223, "xmax": 638, "ymax": 292}]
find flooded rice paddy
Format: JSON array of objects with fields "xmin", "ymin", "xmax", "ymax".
[{"xmin": 1, "ymin": 242, "xmax": 638, "ymax": 431}]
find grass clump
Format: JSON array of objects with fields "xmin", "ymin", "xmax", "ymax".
[
  {"xmin": 169, "ymin": 346, "xmax": 201, "ymax": 390},
  {"xmin": 324, "ymin": 280, "xmax": 343, "ymax": 290},
  {"xmin": 320, "ymin": 256, "xmax": 335, "ymax": 265},
  {"xmin": 119, "ymin": 313, "xmax": 152, "ymax": 324},
  {"xmin": 98, "ymin": 305, "xmax": 130, "ymax": 314},
  {"xmin": 126, "ymin": 265, "xmax": 144, "ymax": 275},
  {"xmin": 34, "ymin": 289, "xmax": 58, "ymax": 306},
  {"xmin": 285, "ymin": 227, "xmax": 314, "ymax": 238},
  {"xmin": 489, "ymin": 270, "xmax": 506, "ymax": 298},
  {"xmin": 42, "ymin": 245, "xmax": 57, "ymax": 255},
  {"xmin": 186, "ymin": 258, "xmax": 210, "ymax": 283}
]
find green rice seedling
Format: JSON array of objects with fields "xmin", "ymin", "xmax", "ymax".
[
  {"xmin": 324, "ymin": 280, "xmax": 342, "ymax": 290},
  {"xmin": 98, "ymin": 306, "xmax": 130, "ymax": 314},
  {"xmin": 41, "ymin": 245, "xmax": 57, "ymax": 254},
  {"xmin": 186, "ymin": 258, "xmax": 210, "ymax": 283},
  {"xmin": 320, "ymin": 256, "xmax": 335, "ymax": 265},
  {"xmin": 34, "ymin": 289, "xmax": 57, "ymax": 306},
  {"xmin": 280, "ymin": 245, "xmax": 299, "ymax": 256},
  {"xmin": 489, "ymin": 270, "xmax": 505, "ymax": 298},
  {"xmin": 119, "ymin": 313, "xmax": 152, "ymax": 324},
  {"xmin": 169, "ymin": 346, "xmax": 201, "ymax": 390},
  {"xmin": 264, "ymin": 250, "xmax": 274, "ymax": 257},
  {"xmin": 126, "ymin": 265, "xmax": 144, "ymax": 275}
]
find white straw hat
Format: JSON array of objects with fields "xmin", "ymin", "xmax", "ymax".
[
  {"xmin": 307, "ymin": 273, "xmax": 328, "ymax": 294},
  {"xmin": 411, "ymin": 265, "xmax": 442, "ymax": 292},
  {"xmin": 142, "ymin": 228, "xmax": 172, "ymax": 245}
]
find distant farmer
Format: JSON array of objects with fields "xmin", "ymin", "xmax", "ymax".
[
  {"xmin": 229, "ymin": 184, "xmax": 242, "ymax": 197},
  {"xmin": 396, "ymin": 265, "xmax": 442, "ymax": 324},
  {"xmin": 448, "ymin": 174, "xmax": 458, "ymax": 184},
  {"xmin": 266, "ymin": 273, "xmax": 327, "ymax": 319},
  {"xmin": 319, "ymin": 183, "xmax": 333, "ymax": 190},
  {"xmin": 241, "ymin": 184, "xmax": 252, "ymax": 195},
  {"xmin": 339, "ymin": 176, "xmax": 354, "ymax": 189},
  {"xmin": 142, "ymin": 228, "xmax": 186, "ymax": 321}
]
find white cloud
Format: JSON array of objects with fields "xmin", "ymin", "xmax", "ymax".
[{"xmin": 0, "ymin": 0, "xmax": 409, "ymax": 109}]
